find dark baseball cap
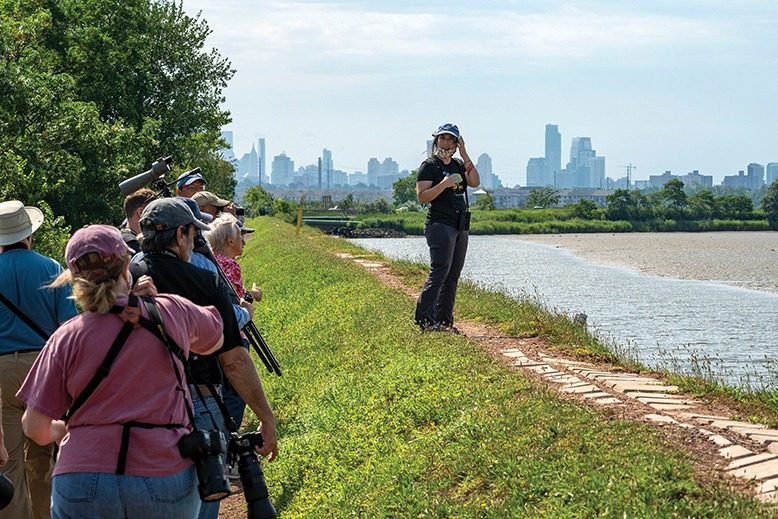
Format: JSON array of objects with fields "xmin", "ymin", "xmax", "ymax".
[
  {"xmin": 433, "ymin": 123, "xmax": 460, "ymax": 139},
  {"xmin": 139, "ymin": 198, "xmax": 210, "ymax": 237},
  {"xmin": 176, "ymin": 196, "xmax": 214, "ymax": 223}
]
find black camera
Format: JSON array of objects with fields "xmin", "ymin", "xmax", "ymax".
[
  {"xmin": 0, "ymin": 473, "xmax": 13, "ymax": 511},
  {"xmin": 228, "ymin": 432, "xmax": 277, "ymax": 519},
  {"xmin": 178, "ymin": 429, "xmax": 230, "ymax": 502},
  {"xmin": 235, "ymin": 206, "xmax": 246, "ymax": 224}
]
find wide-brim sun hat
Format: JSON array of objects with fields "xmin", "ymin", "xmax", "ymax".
[{"xmin": 0, "ymin": 200, "xmax": 44, "ymax": 246}]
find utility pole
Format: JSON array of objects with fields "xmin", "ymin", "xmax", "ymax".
[
  {"xmin": 625, "ymin": 164, "xmax": 636, "ymax": 189},
  {"xmin": 618, "ymin": 164, "xmax": 637, "ymax": 189}
]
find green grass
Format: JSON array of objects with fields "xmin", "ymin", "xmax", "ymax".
[{"xmin": 238, "ymin": 218, "xmax": 774, "ymax": 517}]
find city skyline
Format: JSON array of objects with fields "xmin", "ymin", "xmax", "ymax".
[{"xmin": 184, "ymin": 1, "xmax": 778, "ymax": 186}]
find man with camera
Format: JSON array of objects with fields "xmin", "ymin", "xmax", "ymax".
[
  {"xmin": 0, "ymin": 200, "xmax": 78, "ymax": 519},
  {"xmin": 121, "ymin": 188, "xmax": 156, "ymax": 255},
  {"xmin": 132, "ymin": 198, "xmax": 278, "ymax": 519}
]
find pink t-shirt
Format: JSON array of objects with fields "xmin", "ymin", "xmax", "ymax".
[{"xmin": 17, "ymin": 294, "xmax": 223, "ymax": 477}]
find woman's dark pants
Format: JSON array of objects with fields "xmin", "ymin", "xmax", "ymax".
[{"xmin": 415, "ymin": 222, "xmax": 469, "ymax": 328}]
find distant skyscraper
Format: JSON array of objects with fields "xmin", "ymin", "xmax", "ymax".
[
  {"xmin": 723, "ymin": 170, "xmax": 749, "ymax": 189},
  {"xmin": 367, "ymin": 158, "xmax": 381, "ymax": 186},
  {"xmin": 544, "ymin": 124, "xmax": 561, "ymax": 187},
  {"xmin": 563, "ymin": 137, "xmax": 605, "ymax": 188},
  {"xmin": 767, "ymin": 163, "xmax": 778, "ymax": 185},
  {"xmin": 271, "ymin": 153, "xmax": 294, "ymax": 186},
  {"xmin": 322, "ymin": 149, "xmax": 333, "ymax": 189},
  {"xmin": 747, "ymin": 162, "xmax": 764, "ymax": 190},
  {"xmin": 349, "ymin": 172, "xmax": 368, "ymax": 186},
  {"xmin": 220, "ymin": 130, "xmax": 235, "ymax": 162},
  {"xmin": 477, "ymin": 153, "xmax": 499, "ymax": 190},
  {"xmin": 258, "ymin": 138, "xmax": 267, "ymax": 184},
  {"xmin": 237, "ymin": 144, "xmax": 258, "ymax": 181},
  {"xmin": 526, "ymin": 157, "xmax": 547, "ymax": 187}
]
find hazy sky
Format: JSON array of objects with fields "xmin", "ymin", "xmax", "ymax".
[{"xmin": 183, "ymin": 0, "xmax": 777, "ymax": 186}]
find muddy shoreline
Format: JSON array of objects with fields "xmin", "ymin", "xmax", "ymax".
[{"xmin": 515, "ymin": 231, "xmax": 778, "ymax": 294}]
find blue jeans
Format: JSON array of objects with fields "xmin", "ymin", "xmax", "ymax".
[
  {"xmin": 51, "ymin": 466, "xmax": 199, "ymax": 519},
  {"xmin": 192, "ymin": 392, "xmax": 230, "ymax": 519}
]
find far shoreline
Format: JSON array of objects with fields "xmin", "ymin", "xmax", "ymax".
[{"xmin": 513, "ymin": 231, "xmax": 778, "ymax": 294}]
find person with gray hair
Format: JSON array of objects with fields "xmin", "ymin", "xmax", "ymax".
[
  {"xmin": 204, "ymin": 213, "xmax": 262, "ymax": 429},
  {"xmin": 0, "ymin": 200, "xmax": 78, "ymax": 519}
]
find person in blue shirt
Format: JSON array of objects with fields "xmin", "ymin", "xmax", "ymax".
[{"xmin": 0, "ymin": 200, "xmax": 78, "ymax": 519}]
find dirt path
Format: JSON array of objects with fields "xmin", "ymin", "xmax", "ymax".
[{"xmin": 340, "ymin": 252, "xmax": 778, "ymax": 506}]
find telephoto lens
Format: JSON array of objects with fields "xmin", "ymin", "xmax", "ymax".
[
  {"xmin": 237, "ymin": 452, "xmax": 276, "ymax": 519},
  {"xmin": 229, "ymin": 432, "xmax": 276, "ymax": 519},
  {"xmin": 0, "ymin": 473, "xmax": 14, "ymax": 510},
  {"xmin": 178, "ymin": 429, "xmax": 231, "ymax": 502}
]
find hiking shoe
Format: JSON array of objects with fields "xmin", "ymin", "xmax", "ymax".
[{"xmin": 438, "ymin": 324, "xmax": 462, "ymax": 335}]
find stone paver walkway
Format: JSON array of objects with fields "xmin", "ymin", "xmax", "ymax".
[{"xmin": 341, "ymin": 252, "xmax": 778, "ymax": 504}]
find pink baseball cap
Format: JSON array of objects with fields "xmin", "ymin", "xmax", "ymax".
[{"xmin": 65, "ymin": 225, "xmax": 131, "ymax": 281}]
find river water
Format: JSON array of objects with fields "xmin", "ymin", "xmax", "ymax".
[{"xmin": 351, "ymin": 235, "xmax": 778, "ymax": 388}]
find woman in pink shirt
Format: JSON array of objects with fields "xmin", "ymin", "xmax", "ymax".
[{"xmin": 18, "ymin": 225, "xmax": 224, "ymax": 519}]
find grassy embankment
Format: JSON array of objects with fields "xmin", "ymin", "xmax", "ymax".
[
  {"xmin": 341, "ymin": 208, "xmax": 770, "ymax": 235},
  {"xmin": 238, "ymin": 217, "xmax": 774, "ymax": 517}
]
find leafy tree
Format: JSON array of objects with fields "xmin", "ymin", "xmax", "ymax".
[
  {"xmin": 657, "ymin": 179, "xmax": 688, "ymax": 218},
  {"xmin": 243, "ymin": 185, "xmax": 274, "ymax": 217},
  {"xmin": 605, "ymin": 189, "xmax": 655, "ymax": 221},
  {"xmin": 526, "ymin": 187, "xmax": 560, "ymax": 208},
  {"xmin": 762, "ymin": 181, "xmax": 778, "ymax": 229},
  {"xmin": 360, "ymin": 198, "xmax": 391, "ymax": 214},
  {"xmin": 0, "ymin": 0, "xmax": 234, "ymax": 230},
  {"xmin": 339, "ymin": 194, "xmax": 355, "ymax": 215},
  {"xmin": 473, "ymin": 190, "xmax": 495, "ymax": 211},
  {"xmin": 395, "ymin": 200, "xmax": 422, "ymax": 212},
  {"xmin": 569, "ymin": 198, "xmax": 598, "ymax": 220},
  {"xmin": 716, "ymin": 194, "xmax": 753, "ymax": 219},
  {"xmin": 392, "ymin": 171, "xmax": 417, "ymax": 206},
  {"xmin": 686, "ymin": 189, "xmax": 717, "ymax": 219},
  {"xmin": 271, "ymin": 197, "xmax": 297, "ymax": 223}
]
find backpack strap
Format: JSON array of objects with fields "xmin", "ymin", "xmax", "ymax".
[{"xmin": 0, "ymin": 291, "xmax": 49, "ymax": 341}]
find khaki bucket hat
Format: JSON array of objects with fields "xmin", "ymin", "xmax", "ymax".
[{"xmin": 0, "ymin": 200, "xmax": 44, "ymax": 246}]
